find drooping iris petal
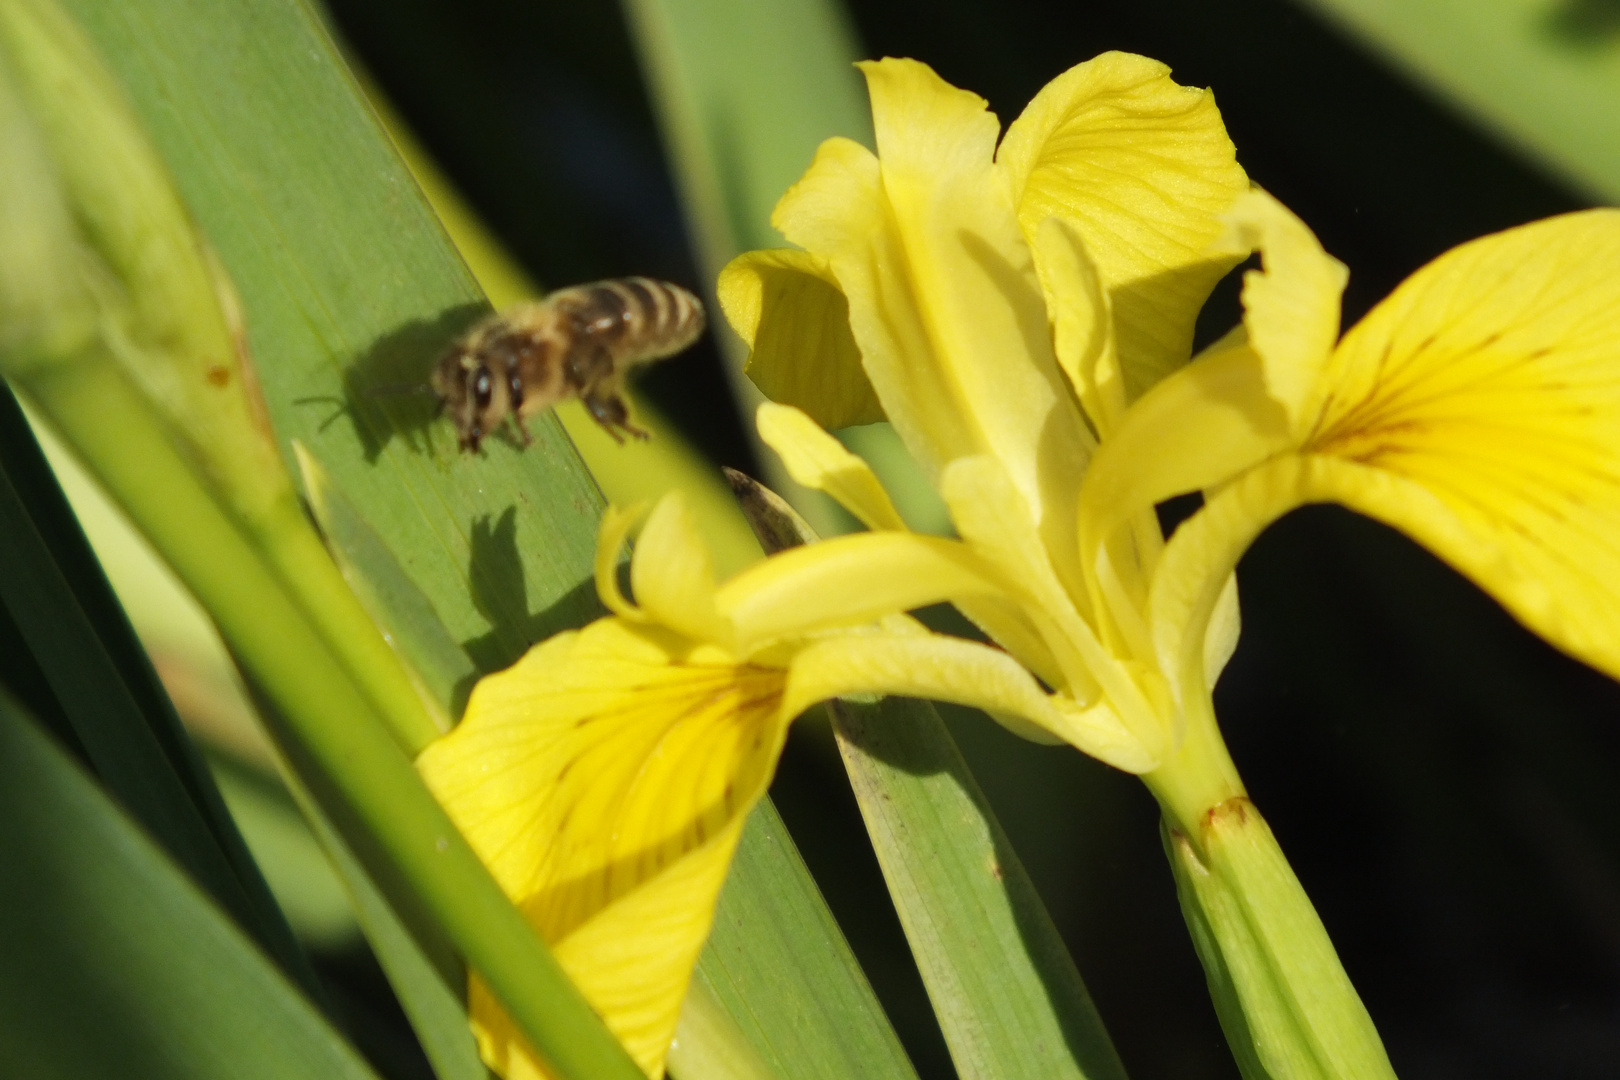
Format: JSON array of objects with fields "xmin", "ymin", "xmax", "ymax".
[
  {"xmin": 416, "ymin": 619, "xmax": 792, "ymax": 1079},
  {"xmin": 755, "ymin": 402, "xmax": 908, "ymax": 531},
  {"xmin": 1153, "ymin": 208, "xmax": 1620, "ymax": 699},
  {"xmin": 718, "ymin": 249, "xmax": 882, "ymax": 429},
  {"xmin": 1306, "ymin": 209, "xmax": 1620, "ymax": 680},
  {"xmin": 772, "ymin": 59, "xmax": 1093, "ymax": 549},
  {"xmin": 997, "ymin": 51, "xmax": 1248, "ymax": 399}
]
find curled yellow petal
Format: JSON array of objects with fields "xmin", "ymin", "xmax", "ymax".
[
  {"xmin": 417, "ymin": 619, "xmax": 791, "ymax": 1079},
  {"xmin": 718, "ymin": 249, "xmax": 882, "ymax": 429},
  {"xmin": 595, "ymin": 502, "xmax": 650, "ymax": 621},
  {"xmin": 755, "ymin": 401, "xmax": 907, "ymax": 531},
  {"xmin": 1154, "ymin": 209, "xmax": 1620, "ymax": 695},
  {"xmin": 629, "ymin": 493, "xmax": 730, "ymax": 646},
  {"xmin": 1303, "ymin": 209, "xmax": 1620, "ymax": 681},
  {"xmin": 1222, "ymin": 189, "xmax": 1348, "ymax": 429},
  {"xmin": 998, "ymin": 51, "xmax": 1249, "ymax": 399}
]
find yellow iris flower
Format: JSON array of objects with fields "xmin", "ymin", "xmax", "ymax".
[{"xmin": 418, "ymin": 48, "xmax": 1620, "ymax": 1080}]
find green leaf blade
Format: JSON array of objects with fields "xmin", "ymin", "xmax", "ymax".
[
  {"xmin": 0, "ymin": 380, "xmax": 317, "ymax": 996},
  {"xmin": 831, "ymin": 698, "xmax": 1130, "ymax": 1080},
  {"xmin": 0, "ymin": 691, "xmax": 381, "ymax": 1080}
]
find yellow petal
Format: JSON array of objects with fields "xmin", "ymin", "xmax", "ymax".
[
  {"xmin": 938, "ymin": 455, "xmax": 1096, "ymax": 685},
  {"xmin": 786, "ymin": 632, "xmax": 1154, "ymax": 772},
  {"xmin": 716, "ymin": 530, "xmax": 1013, "ymax": 653},
  {"xmin": 630, "ymin": 493, "xmax": 730, "ymax": 645},
  {"xmin": 1222, "ymin": 189, "xmax": 1348, "ymax": 430},
  {"xmin": 417, "ymin": 619, "xmax": 791, "ymax": 1079},
  {"xmin": 772, "ymin": 61, "xmax": 1093, "ymax": 541},
  {"xmin": 717, "ymin": 249, "xmax": 883, "ymax": 429},
  {"xmin": 1302, "ymin": 209, "xmax": 1620, "ymax": 682},
  {"xmin": 1204, "ymin": 574, "xmax": 1242, "ymax": 688},
  {"xmin": 1071, "ymin": 336, "xmax": 1275, "ymax": 702},
  {"xmin": 941, "ymin": 455, "xmax": 1167, "ymax": 757},
  {"xmin": 755, "ymin": 402, "xmax": 907, "ymax": 531},
  {"xmin": 1150, "ymin": 456, "xmax": 1311, "ymax": 707},
  {"xmin": 596, "ymin": 502, "xmax": 650, "ymax": 621},
  {"xmin": 998, "ymin": 51, "xmax": 1249, "ymax": 398},
  {"xmin": 1031, "ymin": 215, "xmax": 1122, "ymax": 436},
  {"xmin": 1079, "ymin": 331, "xmax": 1292, "ymax": 549}
]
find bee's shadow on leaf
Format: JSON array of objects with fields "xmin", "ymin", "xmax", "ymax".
[
  {"xmin": 452, "ymin": 506, "xmax": 604, "ymax": 713},
  {"xmin": 335, "ymin": 303, "xmax": 487, "ymax": 463}
]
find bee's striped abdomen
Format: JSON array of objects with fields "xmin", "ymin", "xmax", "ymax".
[{"xmin": 554, "ymin": 277, "xmax": 707, "ymax": 366}]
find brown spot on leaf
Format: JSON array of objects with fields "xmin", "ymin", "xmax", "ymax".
[{"xmin": 205, "ymin": 365, "xmax": 231, "ymax": 387}]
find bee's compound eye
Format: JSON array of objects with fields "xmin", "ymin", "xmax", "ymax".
[{"xmin": 472, "ymin": 368, "xmax": 494, "ymax": 409}]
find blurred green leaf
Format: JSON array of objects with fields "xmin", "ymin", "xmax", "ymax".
[
  {"xmin": 0, "ymin": 379, "xmax": 316, "ymax": 994},
  {"xmin": 0, "ymin": 690, "xmax": 379, "ymax": 1080},
  {"xmin": 1292, "ymin": 0, "xmax": 1620, "ymax": 203},
  {"xmin": 207, "ymin": 753, "xmax": 360, "ymax": 950}
]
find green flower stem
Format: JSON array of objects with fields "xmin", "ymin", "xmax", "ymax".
[
  {"xmin": 21, "ymin": 360, "xmax": 644, "ymax": 1080},
  {"xmin": 1143, "ymin": 695, "xmax": 1396, "ymax": 1080},
  {"xmin": 1140, "ymin": 691, "xmax": 1247, "ymax": 839}
]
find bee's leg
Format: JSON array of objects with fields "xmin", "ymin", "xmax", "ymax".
[
  {"xmin": 507, "ymin": 413, "xmax": 534, "ymax": 447},
  {"xmin": 584, "ymin": 389, "xmax": 647, "ymax": 443}
]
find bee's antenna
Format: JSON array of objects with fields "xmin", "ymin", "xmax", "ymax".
[{"xmin": 292, "ymin": 395, "xmax": 350, "ymax": 434}]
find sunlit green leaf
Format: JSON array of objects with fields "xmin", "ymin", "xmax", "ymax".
[{"xmin": 1293, "ymin": 0, "xmax": 1620, "ymax": 202}]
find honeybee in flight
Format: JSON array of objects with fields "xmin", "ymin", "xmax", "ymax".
[{"xmin": 432, "ymin": 277, "xmax": 705, "ymax": 452}]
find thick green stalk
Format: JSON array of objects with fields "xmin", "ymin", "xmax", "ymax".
[
  {"xmin": 1143, "ymin": 694, "xmax": 1396, "ymax": 1080},
  {"xmin": 22, "ymin": 360, "xmax": 644, "ymax": 1080}
]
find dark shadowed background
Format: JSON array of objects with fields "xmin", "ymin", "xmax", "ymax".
[{"xmin": 314, "ymin": 2, "xmax": 1620, "ymax": 1077}]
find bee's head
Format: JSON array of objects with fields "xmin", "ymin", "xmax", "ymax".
[{"xmin": 431, "ymin": 348, "xmax": 508, "ymax": 452}]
